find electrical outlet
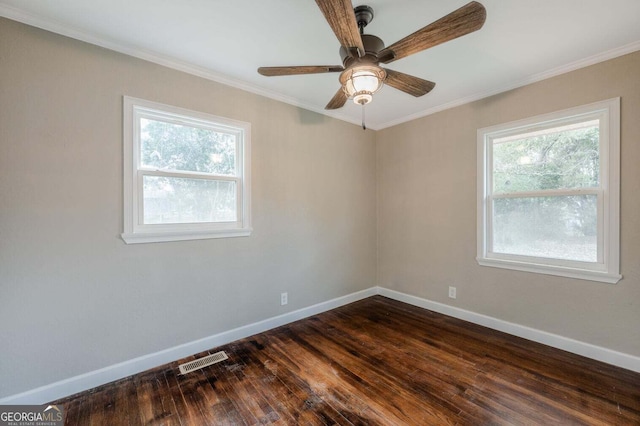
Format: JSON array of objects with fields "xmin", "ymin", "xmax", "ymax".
[
  {"xmin": 448, "ymin": 286, "xmax": 457, "ymax": 299},
  {"xmin": 280, "ymin": 292, "xmax": 288, "ymax": 306}
]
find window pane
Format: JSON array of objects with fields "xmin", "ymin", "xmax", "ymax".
[
  {"xmin": 492, "ymin": 195, "xmax": 597, "ymax": 262},
  {"xmin": 140, "ymin": 118, "xmax": 236, "ymax": 176},
  {"xmin": 143, "ymin": 176, "xmax": 237, "ymax": 224},
  {"xmin": 493, "ymin": 121, "xmax": 599, "ymax": 193}
]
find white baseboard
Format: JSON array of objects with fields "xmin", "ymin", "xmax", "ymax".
[
  {"xmin": 377, "ymin": 287, "xmax": 640, "ymax": 373},
  {"xmin": 4, "ymin": 285, "xmax": 638, "ymax": 404},
  {"xmin": 0, "ymin": 287, "xmax": 377, "ymax": 405}
]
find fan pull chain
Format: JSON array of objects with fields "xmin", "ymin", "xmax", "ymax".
[{"xmin": 361, "ymin": 104, "xmax": 367, "ymax": 130}]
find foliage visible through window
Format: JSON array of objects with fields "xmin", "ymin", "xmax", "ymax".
[
  {"xmin": 140, "ymin": 118, "xmax": 238, "ymax": 225},
  {"xmin": 140, "ymin": 119, "xmax": 236, "ymax": 176},
  {"xmin": 477, "ymin": 99, "xmax": 620, "ymax": 283},
  {"xmin": 122, "ymin": 97, "xmax": 251, "ymax": 244},
  {"xmin": 492, "ymin": 122, "xmax": 599, "ymax": 262},
  {"xmin": 492, "ymin": 123, "xmax": 599, "ymax": 193}
]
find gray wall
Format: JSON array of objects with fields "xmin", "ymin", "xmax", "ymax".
[
  {"xmin": 377, "ymin": 51, "xmax": 640, "ymax": 357},
  {"xmin": 0, "ymin": 19, "xmax": 377, "ymax": 398}
]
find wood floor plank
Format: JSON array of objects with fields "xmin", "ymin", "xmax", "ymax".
[
  {"xmin": 164, "ymin": 361, "xmax": 212, "ymax": 425},
  {"xmin": 216, "ymin": 349, "xmax": 282, "ymax": 423},
  {"xmin": 477, "ymin": 356, "xmax": 639, "ymax": 424},
  {"xmin": 74, "ymin": 393, "xmax": 93, "ymax": 425},
  {"xmin": 88, "ymin": 384, "xmax": 119, "ymax": 426},
  {"xmin": 60, "ymin": 395, "xmax": 82, "ymax": 425},
  {"xmin": 52, "ymin": 296, "xmax": 640, "ymax": 425},
  {"xmin": 227, "ymin": 339, "xmax": 302, "ymax": 424},
  {"xmin": 116, "ymin": 378, "xmax": 144, "ymax": 426},
  {"xmin": 135, "ymin": 371, "xmax": 180, "ymax": 425},
  {"xmin": 260, "ymin": 332, "xmax": 396, "ymax": 425},
  {"xmin": 246, "ymin": 333, "xmax": 358, "ymax": 425},
  {"xmin": 288, "ymin": 317, "xmax": 461, "ymax": 423},
  {"xmin": 201, "ymin": 357, "xmax": 259, "ymax": 424}
]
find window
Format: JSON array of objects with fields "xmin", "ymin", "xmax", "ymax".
[
  {"xmin": 122, "ymin": 97, "xmax": 251, "ymax": 244},
  {"xmin": 477, "ymin": 98, "xmax": 620, "ymax": 283}
]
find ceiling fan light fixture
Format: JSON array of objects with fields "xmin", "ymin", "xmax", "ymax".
[
  {"xmin": 340, "ymin": 65, "xmax": 386, "ymax": 105},
  {"xmin": 258, "ymin": 1, "xmax": 486, "ymax": 113}
]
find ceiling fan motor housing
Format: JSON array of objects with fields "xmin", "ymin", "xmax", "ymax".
[{"xmin": 339, "ymin": 34, "xmax": 385, "ymax": 67}]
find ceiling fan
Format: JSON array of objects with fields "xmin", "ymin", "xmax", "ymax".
[{"xmin": 258, "ymin": 0, "xmax": 487, "ymax": 117}]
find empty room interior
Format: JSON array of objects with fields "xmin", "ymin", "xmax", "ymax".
[{"xmin": 1, "ymin": 0, "xmax": 639, "ymax": 424}]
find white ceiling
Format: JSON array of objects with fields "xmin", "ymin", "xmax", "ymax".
[{"xmin": 2, "ymin": 0, "xmax": 640, "ymax": 130}]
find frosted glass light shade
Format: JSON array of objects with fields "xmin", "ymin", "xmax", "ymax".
[{"xmin": 340, "ymin": 66, "xmax": 386, "ymax": 105}]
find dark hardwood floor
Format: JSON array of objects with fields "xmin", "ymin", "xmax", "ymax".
[{"xmin": 52, "ymin": 296, "xmax": 640, "ymax": 425}]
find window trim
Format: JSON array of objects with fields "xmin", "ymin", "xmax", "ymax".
[
  {"xmin": 476, "ymin": 98, "xmax": 621, "ymax": 283},
  {"xmin": 122, "ymin": 96, "xmax": 252, "ymax": 244}
]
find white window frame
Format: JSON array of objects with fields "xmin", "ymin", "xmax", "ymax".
[
  {"xmin": 122, "ymin": 96, "xmax": 251, "ymax": 244},
  {"xmin": 477, "ymin": 98, "xmax": 621, "ymax": 283}
]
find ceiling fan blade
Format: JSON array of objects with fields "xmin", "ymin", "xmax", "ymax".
[
  {"xmin": 384, "ymin": 69, "xmax": 435, "ymax": 97},
  {"xmin": 378, "ymin": 1, "xmax": 486, "ymax": 64},
  {"xmin": 325, "ymin": 87, "xmax": 348, "ymax": 110},
  {"xmin": 258, "ymin": 66, "xmax": 343, "ymax": 76},
  {"xmin": 315, "ymin": 0, "xmax": 365, "ymax": 56}
]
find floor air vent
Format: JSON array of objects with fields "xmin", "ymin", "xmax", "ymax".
[{"xmin": 178, "ymin": 351, "xmax": 228, "ymax": 375}]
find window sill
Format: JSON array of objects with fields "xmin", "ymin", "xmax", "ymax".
[
  {"xmin": 121, "ymin": 228, "xmax": 252, "ymax": 244},
  {"xmin": 476, "ymin": 257, "xmax": 622, "ymax": 284}
]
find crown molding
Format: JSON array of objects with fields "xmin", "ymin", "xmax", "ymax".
[
  {"xmin": 377, "ymin": 39, "xmax": 640, "ymax": 129},
  {"xmin": 2, "ymin": 4, "xmax": 639, "ymax": 132},
  {"xmin": 0, "ymin": 4, "xmax": 364, "ymax": 128}
]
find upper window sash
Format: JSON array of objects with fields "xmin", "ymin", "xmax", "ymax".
[{"xmin": 134, "ymin": 108, "xmax": 244, "ymax": 179}]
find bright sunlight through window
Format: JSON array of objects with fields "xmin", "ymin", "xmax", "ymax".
[
  {"xmin": 122, "ymin": 97, "xmax": 251, "ymax": 244},
  {"xmin": 477, "ymin": 99, "xmax": 620, "ymax": 283}
]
